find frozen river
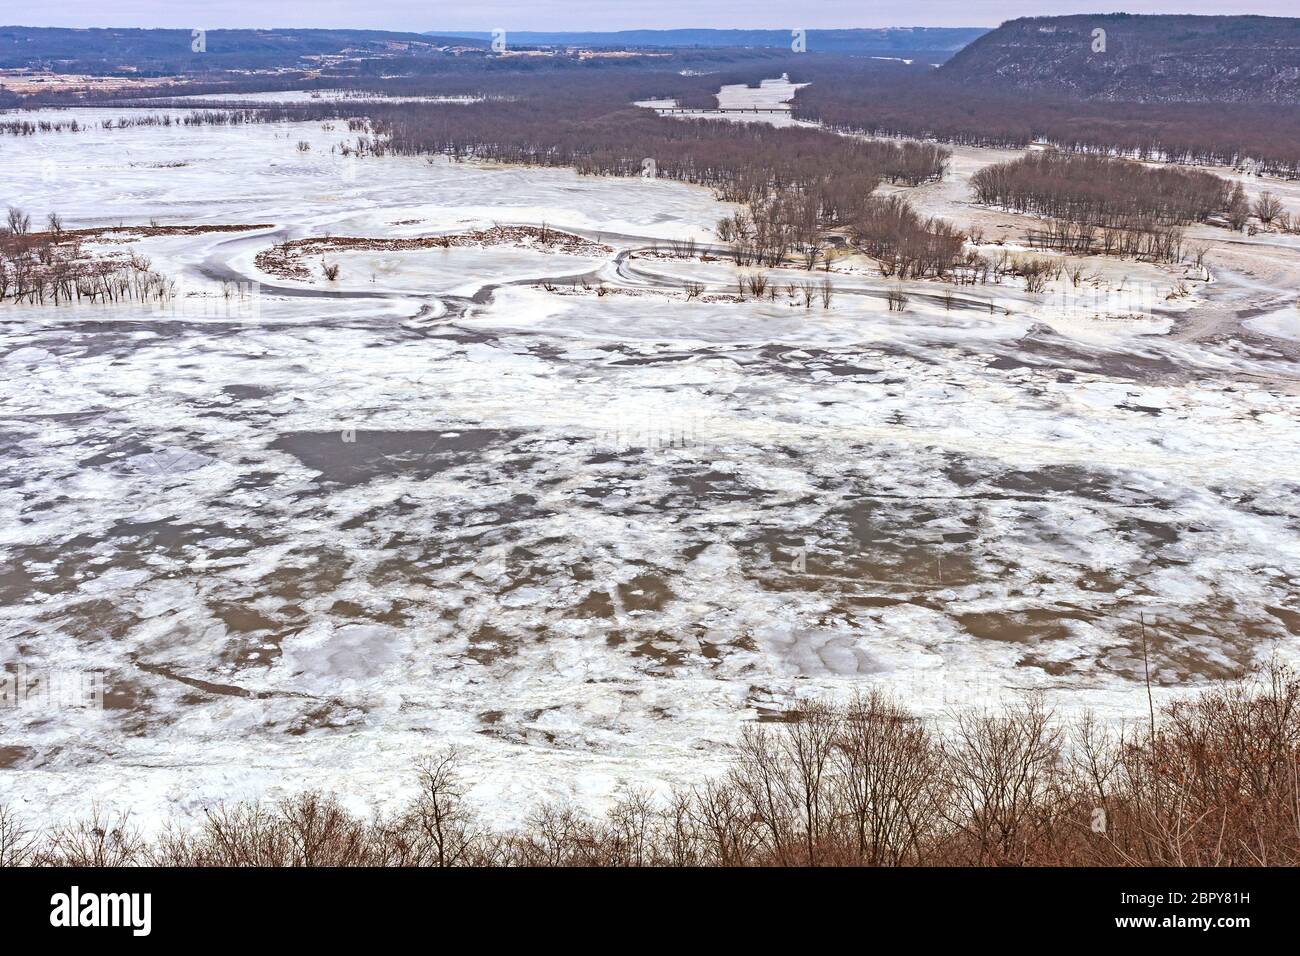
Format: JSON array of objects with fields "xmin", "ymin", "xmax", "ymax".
[{"xmin": 2, "ymin": 105, "xmax": 1299, "ymax": 827}]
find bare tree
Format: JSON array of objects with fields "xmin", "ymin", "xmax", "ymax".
[
  {"xmin": 1227, "ymin": 182, "xmax": 1251, "ymax": 231},
  {"xmin": 5, "ymin": 207, "xmax": 30, "ymax": 236},
  {"xmin": 836, "ymin": 690, "xmax": 944, "ymax": 865},
  {"xmin": 780, "ymin": 701, "xmax": 841, "ymax": 864},
  {"xmin": 732, "ymin": 724, "xmax": 797, "ymax": 863},
  {"xmin": 799, "ymin": 281, "xmax": 817, "ymax": 309},
  {"xmin": 404, "ymin": 747, "xmax": 480, "ymax": 867},
  {"xmin": 1252, "ymin": 190, "xmax": 1284, "ymax": 228},
  {"xmin": 688, "ymin": 778, "xmax": 759, "ymax": 866},
  {"xmin": 943, "ymin": 697, "xmax": 1064, "ymax": 865},
  {"xmin": 39, "ymin": 805, "xmax": 145, "ymax": 866},
  {"xmin": 8, "ymin": 661, "xmax": 1300, "ymax": 867},
  {"xmin": 0, "ymin": 804, "xmax": 37, "ymax": 866}
]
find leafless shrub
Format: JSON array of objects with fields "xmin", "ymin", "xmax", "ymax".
[
  {"xmin": 799, "ymin": 281, "xmax": 817, "ymax": 309},
  {"xmin": 1252, "ymin": 190, "xmax": 1284, "ymax": 228},
  {"xmin": 154, "ymin": 793, "xmax": 373, "ymax": 867},
  {"xmin": 800, "ymin": 239, "xmax": 822, "ymax": 270},
  {"xmin": 1190, "ymin": 243, "xmax": 1211, "ymax": 273},
  {"xmin": 0, "ymin": 805, "xmax": 38, "ymax": 867},
  {"xmin": 1104, "ymin": 658, "xmax": 1300, "ymax": 867},
  {"xmin": 39, "ymin": 806, "xmax": 146, "ymax": 867},
  {"xmin": 512, "ymin": 801, "xmax": 591, "ymax": 866},
  {"xmin": 667, "ymin": 236, "xmax": 698, "ymax": 258},
  {"xmin": 1019, "ymin": 257, "xmax": 1057, "ymax": 293}
]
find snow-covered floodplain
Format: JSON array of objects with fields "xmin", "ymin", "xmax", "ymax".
[
  {"xmin": 2, "ymin": 106, "xmax": 1299, "ymax": 829},
  {"xmin": 135, "ymin": 90, "xmax": 493, "ymax": 105}
]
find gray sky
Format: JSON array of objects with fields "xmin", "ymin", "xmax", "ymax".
[{"xmin": 2, "ymin": 1, "xmax": 1297, "ymax": 32}]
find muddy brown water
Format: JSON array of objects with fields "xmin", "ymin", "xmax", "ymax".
[{"xmin": 269, "ymin": 428, "xmax": 521, "ymax": 487}]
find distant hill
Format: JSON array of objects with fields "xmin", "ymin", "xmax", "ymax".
[
  {"xmin": 428, "ymin": 28, "xmax": 988, "ymax": 57},
  {"xmin": 0, "ymin": 27, "xmax": 482, "ymax": 73},
  {"xmin": 939, "ymin": 14, "xmax": 1300, "ymax": 103}
]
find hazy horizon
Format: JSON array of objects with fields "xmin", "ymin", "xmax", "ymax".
[{"xmin": 2, "ymin": 1, "xmax": 1297, "ymax": 33}]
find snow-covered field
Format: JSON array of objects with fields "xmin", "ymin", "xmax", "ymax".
[
  {"xmin": 135, "ymin": 90, "xmax": 490, "ymax": 105},
  {"xmin": 2, "ymin": 101, "xmax": 1299, "ymax": 829}
]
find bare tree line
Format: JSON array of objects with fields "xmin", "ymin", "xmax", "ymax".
[
  {"xmin": 789, "ymin": 60, "xmax": 1300, "ymax": 179},
  {"xmin": 13, "ymin": 47, "xmax": 1299, "ymax": 177},
  {"xmin": 0, "ymin": 208, "xmax": 174, "ymax": 306},
  {"xmin": 12, "ymin": 61, "xmax": 1285, "ymax": 293},
  {"xmin": 364, "ymin": 84, "xmax": 947, "ymax": 210},
  {"xmin": 317, "ymin": 70, "xmax": 950, "ymax": 275},
  {"xmin": 21, "ymin": 68, "xmax": 950, "ymax": 281},
  {"xmin": 849, "ymin": 194, "xmax": 968, "ymax": 279},
  {"xmin": 970, "ymin": 153, "xmax": 1240, "ymax": 263},
  {"xmin": 971, "ymin": 152, "xmax": 1231, "ymax": 228},
  {"xmin": 728, "ymin": 271, "xmax": 835, "ymax": 308},
  {"xmin": 5, "ymin": 662, "xmax": 1299, "ymax": 867},
  {"xmin": 0, "ymin": 113, "xmax": 212, "ymax": 135}
]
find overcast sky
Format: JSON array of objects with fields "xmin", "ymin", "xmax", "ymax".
[{"xmin": 2, "ymin": 1, "xmax": 1296, "ymax": 32}]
